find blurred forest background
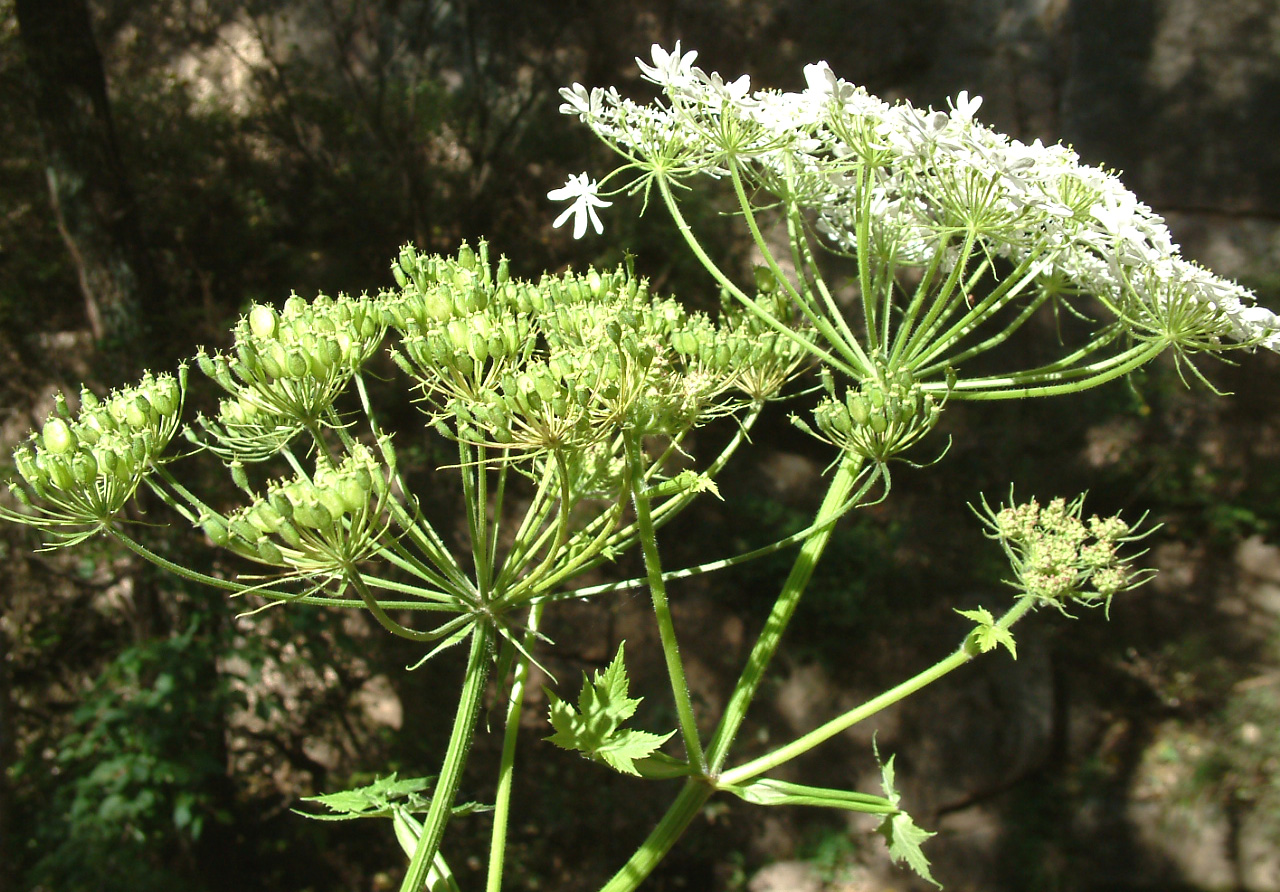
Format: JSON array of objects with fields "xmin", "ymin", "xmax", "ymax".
[{"xmin": 3, "ymin": 1, "xmax": 1280, "ymax": 890}]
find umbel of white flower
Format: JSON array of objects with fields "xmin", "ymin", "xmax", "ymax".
[{"xmin": 552, "ymin": 43, "xmax": 1280, "ymax": 409}]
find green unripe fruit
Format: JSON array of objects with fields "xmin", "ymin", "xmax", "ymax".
[
  {"xmin": 269, "ymin": 491, "xmax": 293, "ymax": 519},
  {"xmin": 230, "ymin": 461, "xmax": 250, "ymax": 492},
  {"xmin": 126, "ymin": 395, "xmax": 153, "ymax": 429},
  {"xmin": 13, "ymin": 447, "xmax": 40, "ymax": 488},
  {"xmin": 129, "ymin": 433, "xmax": 150, "ymax": 463},
  {"xmin": 71, "ymin": 452, "xmax": 97, "ymax": 486},
  {"xmin": 534, "ymin": 371, "xmax": 557, "ymax": 403},
  {"xmin": 196, "ymin": 351, "xmax": 217, "ymax": 380},
  {"xmin": 295, "ymin": 499, "xmax": 332, "ymax": 531},
  {"xmin": 337, "ymin": 475, "xmax": 367, "ymax": 514},
  {"xmin": 868, "ymin": 413, "xmax": 888, "ymax": 434},
  {"xmin": 847, "ymin": 396, "xmax": 870, "ymax": 426},
  {"xmin": 151, "ymin": 381, "xmax": 178, "ymax": 417},
  {"xmin": 753, "ymin": 265, "xmax": 777, "ymax": 294},
  {"xmin": 255, "ymin": 537, "xmax": 284, "ymax": 565},
  {"xmin": 276, "ymin": 518, "xmax": 303, "ymax": 548},
  {"xmin": 230, "ymin": 518, "xmax": 258, "ymax": 545},
  {"xmin": 250, "ymin": 502, "xmax": 284, "ymax": 534},
  {"xmin": 316, "ymin": 486, "xmax": 347, "ymax": 521},
  {"xmin": 258, "ymin": 351, "xmax": 283, "ymax": 380},
  {"xmin": 42, "ymin": 417, "xmax": 76, "ymax": 455},
  {"xmin": 392, "ymin": 261, "xmax": 409, "ymax": 289},
  {"xmin": 201, "ymin": 516, "xmax": 230, "ymax": 546},
  {"xmin": 290, "ymin": 500, "xmax": 319, "ymax": 530},
  {"xmin": 78, "ymin": 414, "xmax": 104, "ymax": 444},
  {"xmin": 249, "ymin": 304, "xmax": 279, "ymax": 339},
  {"xmin": 283, "ymin": 294, "xmax": 307, "ymax": 318}
]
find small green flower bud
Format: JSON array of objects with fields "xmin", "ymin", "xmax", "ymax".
[
  {"xmin": 392, "ymin": 261, "xmax": 409, "ymax": 289},
  {"xmin": 230, "ymin": 461, "xmax": 250, "ymax": 492}
]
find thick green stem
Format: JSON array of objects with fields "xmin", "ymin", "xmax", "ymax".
[
  {"xmin": 719, "ymin": 594, "xmax": 1039, "ymax": 785},
  {"xmin": 400, "ymin": 623, "xmax": 493, "ymax": 892},
  {"xmin": 596, "ymin": 779, "xmax": 716, "ymax": 892},
  {"xmin": 486, "ymin": 605, "xmax": 544, "ymax": 892},
  {"xmin": 706, "ymin": 456, "xmax": 866, "ymax": 773},
  {"xmin": 627, "ymin": 434, "xmax": 706, "ymax": 773}
]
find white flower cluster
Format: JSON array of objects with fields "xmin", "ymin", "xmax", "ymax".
[{"xmin": 554, "ymin": 43, "xmax": 1280, "ymax": 353}]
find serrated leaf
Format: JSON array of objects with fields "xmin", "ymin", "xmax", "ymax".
[
  {"xmin": 878, "ymin": 810, "xmax": 941, "ymax": 888},
  {"xmin": 955, "ymin": 606, "xmax": 1017, "ymax": 659},
  {"xmin": 873, "ymin": 744, "xmax": 941, "ymax": 888},
  {"xmin": 545, "ymin": 642, "xmax": 674, "ymax": 775},
  {"xmin": 581, "ymin": 643, "xmax": 641, "ymax": 726},
  {"xmin": 596, "ymin": 728, "xmax": 675, "ymax": 776},
  {"xmin": 296, "ymin": 773, "xmax": 434, "ymax": 821}
]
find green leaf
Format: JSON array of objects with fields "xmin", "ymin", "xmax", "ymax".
[
  {"xmin": 545, "ymin": 642, "xmax": 675, "ymax": 776},
  {"xmin": 874, "ymin": 741, "xmax": 941, "ymax": 888},
  {"xmin": 295, "ymin": 773, "xmax": 433, "ymax": 821},
  {"xmin": 596, "ymin": 729, "xmax": 675, "ymax": 776},
  {"xmin": 955, "ymin": 606, "xmax": 1017, "ymax": 659},
  {"xmin": 878, "ymin": 810, "xmax": 940, "ymax": 888}
]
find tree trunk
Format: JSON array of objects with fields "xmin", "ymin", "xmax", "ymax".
[{"xmin": 15, "ymin": 0, "xmax": 155, "ymax": 367}]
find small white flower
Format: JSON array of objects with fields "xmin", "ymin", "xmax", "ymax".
[
  {"xmin": 636, "ymin": 42, "xmax": 699, "ymax": 88},
  {"xmin": 950, "ymin": 90, "xmax": 983, "ymax": 122},
  {"xmin": 548, "ymin": 173, "xmax": 612, "ymax": 239}
]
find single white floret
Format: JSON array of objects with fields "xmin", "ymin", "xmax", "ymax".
[{"xmin": 548, "ymin": 173, "xmax": 612, "ymax": 239}]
